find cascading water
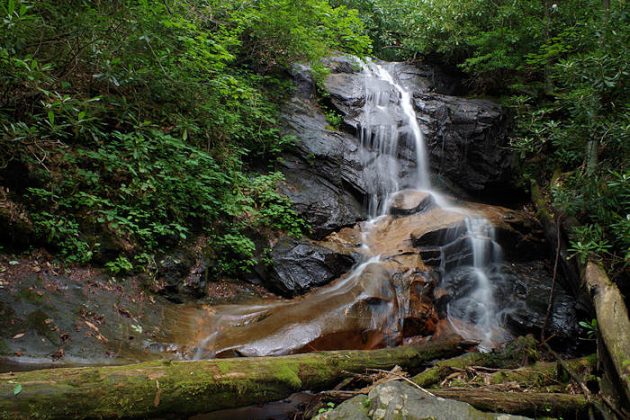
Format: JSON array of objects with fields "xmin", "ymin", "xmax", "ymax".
[
  {"xmin": 360, "ymin": 60, "xmax": 507, "ymax": 350},
  {"xmin": 185, "ymin": 58, "xmax": 511, "ymax": 359},
  {"xmin": 358, "ymin": 61, "xmax": 431, "ymax": 218}
]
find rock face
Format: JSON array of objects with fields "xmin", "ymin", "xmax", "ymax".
[
  {"xmin": 280, "ymin": 56, "xmax": 515, "ymax": 237},
  {"xmin": 321, "ymin": 57, "xmax": 515, "ymax": 196},
  {"xmin": 315, "ymin": 380, "xmax": 530, "ymax": 420},
  {"xmin": 279, "ymin": 97, "xmax": 367, "ymax": 239},
  {"xmin": 262, "ymin": 237, "xmax": 357, "ymax": 297},
  {"xmin": 413, "ymin": 93, "xmax": 512, "ymax": 194},
  {"xmin": 280, "ymin": 63, "xmax": 370, "ymax": 238}
]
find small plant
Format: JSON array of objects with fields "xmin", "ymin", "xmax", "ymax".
[
  {"xmin": 568, "ymin": 224, "xmax": 611, "ymax": 264},
  {"xmin": 317, "ymin": 402, "xmax": 336, "ymax": 414},
  {"xmin": 578, "ymin": 318, "xmax": 598, "ymax": 340},
  {"xmin": 324, "ymin": 109, "xmax": 343, "ymax": 130},
  {"xmin": 212, "ymin": 233, "xmax": 257, "ymax": 277},
  {"xmin": 105, "ymin": 256, "xmax": 134, "ymax": 276}
]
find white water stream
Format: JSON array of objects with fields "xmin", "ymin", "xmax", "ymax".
[
  {"xmin": 358, "ymin": 60, "xmax": 505, "ymax": 350},
  {"xmin": 188, "ymin": 59, "xmax": 510, "ymax": 358}
]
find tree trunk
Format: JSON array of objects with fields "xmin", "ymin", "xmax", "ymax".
[
  {"xmin": 530, "ymin": 180, "xmax": 581, "ymax": 296},
  {"xmin": 0, "ymin": 339, "xmax": 464, "ymax": 419},
  {"xmin": 584, "ymin": 261, "xmax": 630, "ymax": 402},
  {"xmin": 431, "ymin": 389, "xmax": 590, "ymax": 418}
]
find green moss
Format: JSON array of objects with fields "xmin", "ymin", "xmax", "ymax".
[
  {"xmin": 215, "ymin": 361, "xmax": 232, "ymax": 374},
  {"xmin": 413, "ymin": 366, "xmax": 443, "ymax": 387},
  {"xmin": 273, "ymin": 362, "xmax": 303, "ymax": 389}
]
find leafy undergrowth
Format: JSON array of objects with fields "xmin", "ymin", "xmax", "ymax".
[{"xmin": 0, "ymin": 0, "xmax": 370, "ymax": 277}]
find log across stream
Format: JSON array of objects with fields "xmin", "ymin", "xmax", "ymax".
[{"xmin": 0, "ymin": 340, "xmax": 465, "ymax": 419}]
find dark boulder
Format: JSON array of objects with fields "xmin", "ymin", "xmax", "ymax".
[
  {"xmin": 155, "ymin": 250, "xmax": 208, "ymax": 301},
  {"xmin": 280, "ymin": 97, "xmax": 368, "ymax": 239},
  {"xmin": 498, "ymin": 260, "xmax": 578, "ymax": 340},
  {"xmin": 263, "ymin": 237, "xmax": 357, "ymax": 297},
  {"xmin": 412, "ymin": 93, "xmax": 514, "ymax": 195}
]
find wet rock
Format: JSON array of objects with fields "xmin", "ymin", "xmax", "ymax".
[
  {"xmin": 386, "ymin": 61, "xmax": 462, "ymax": 96},
  {"xmin": 316, "ymin": 381, "xmax": 530, "ymax": 420},
  {"xmin": 324, "ymin": 59, "xmax": 460, "ymax": 132},
  {"xmin": 499, "ymin": 261, "xmax": 578, "ymax": 340},
  {"xmin": 155, "ymin": 250, "xmax": 208, "ymax": 301},
  {"xmin": 322, "ymin": 57, "xmax": 515, "ymax": 196},
  {"xmin": 281, "ymin": 57, "xmax": 480, "ymax": 237},
  {"xmin": 388, "ymin": 190, "xmax": 434, "ymax": 216},
  {"xmin": 280, "ymin": 97, "xmax": 368, "ymax": 238},
  {"xmin": 263, "ymin": 237, "xmax": 358, "ymax": 297},
  {"xmin": 193, "ymin": 261, "xmax": 435, "ymax": 358},
  {"xmin": 0, "ymin": 266, "xmax": 186, "ymax": 369},
  {"xmin": 409, "ymin": 206, "xmax": 548, "ymax": 266},
  {"xmin": 434, "ymin": 260, "xmax": 578, "ymax": 341},
  {"xmin": 413, "ymin": 93, "xmax": 513, "ymax": 195}
]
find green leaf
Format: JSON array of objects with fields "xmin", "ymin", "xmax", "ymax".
[
  {"xmin": 47, "ymin": 111, "xmax": 55, "ymax": 126},
  {"xmin": 13, "ymin": 383, "xmax": 22, "ymax": 396}
]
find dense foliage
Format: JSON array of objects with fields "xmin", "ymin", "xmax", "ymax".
[
  {"xmin": 340, "ymin": 0, "xmax": 629, "ymax": 280},
  {"xmin": 2, "ymin": 0, "xmax": 627, "ymax": 282},
  {"xmin": 0, "ymin": 0, "xmax": 369, "ymax": 273}
]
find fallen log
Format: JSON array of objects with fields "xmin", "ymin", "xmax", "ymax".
[
  {"xmin": 0, "ymin": 339, "xmax": 465, "ymax": 419},
  {"xmin": 414, "ymin": 353, "xmax": 596, "ymax": 389},
  {"xmin": 484, "ymin": 356, "xmax": 596, "ymax": 388},
  {"xmin": 412, "ymin": 335, "xmax": 543, "ymax": 388},
  {"xmin": 584, "ymin": 261, "xmax": 630, "ymax": 402},
  {"xmin": 412, "ymin": 352, "xmax": 489, "ymax": 387},
  {"xmin": 431, "ymin": 389, "xmax": 590, "ymax": 418}
]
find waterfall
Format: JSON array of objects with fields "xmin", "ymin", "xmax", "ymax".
[
  {"xmin": 188, "ymin": 59, "xmax": 511, "ymax": 359},
  {"xmin": 359, "ymin": 61, "xmax": 506, "ymax": 350}
]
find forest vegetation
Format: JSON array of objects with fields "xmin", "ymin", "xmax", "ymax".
[
  {"xmin": 1, "ymin": 1, "xmax": 629, "ymax": 418},
  {"xmin": 1, "ymin": 0, "xmax": 627, "ymax": 284}
]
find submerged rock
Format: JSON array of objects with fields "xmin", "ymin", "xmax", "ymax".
[{"xmin": 315, "ymin": 380, "xmax": 531, "ymax": 420}]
